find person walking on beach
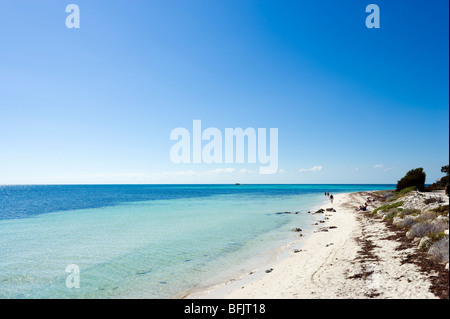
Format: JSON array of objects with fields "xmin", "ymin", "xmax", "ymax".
[{"xmin": 330, "ymin": 194, "xmax": 334, "ymax": 204}]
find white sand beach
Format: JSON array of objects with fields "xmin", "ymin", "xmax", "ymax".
[{"xmin": 187, "ymin": 191, "xmax": 449, "ymax": 299}]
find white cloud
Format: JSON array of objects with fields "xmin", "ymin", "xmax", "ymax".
[
  {"xmin": 299, "ymin": 165, "xmax": 323, "ymax": 173},
  {"xmin": 206, "ymin": 168, "xmax": 235, "ymax": 174},
  {"xmin": 162, "ymin": 170, "xmax": 198, "ymax": 176},
  {"xmin": 278, "ymin": 169, "xmax": 286, "ymax": 173},
  {"xmin": 373, "ymin": 164, "xmax": 393, "ymax": 172},
  {"xmin": 239, "ymin": 169, "xmax": 254, "ymax": 174}
]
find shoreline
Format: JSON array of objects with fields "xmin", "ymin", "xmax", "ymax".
[
  {"xmin": 185, "ymin": 190, "xmax": 449, "ymax": 299},
  {"xmin": 184, "ymin": 192, "xmax": 348, "ymax": 299},
  {"xmin": 181, "ymin": 196, "xmax": 329, "ymax": 299}
]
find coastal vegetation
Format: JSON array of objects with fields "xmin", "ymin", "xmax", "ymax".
[
  {"xmin": 425, "ymin": 165, "xmax": 449, "ymax": 192},
  {"xmin": 396, "ymin": 168, "xmax": 426, "ymax": 192},
  {"xmin": 373, "ymin": 189, "xmax": 449, "ymax": 267},
  {"xmin": 369, "ymin": 182, "xmax": 449, "ymax": 298},
  {"xmin": 394, "ymin": 165, "xmax": 449, "ymax": 194}
]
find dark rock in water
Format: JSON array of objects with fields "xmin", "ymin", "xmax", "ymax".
[
  {"xmin": 276, "ymin": 211, "xmax": 291, "ymax": 215},
  {"xmin": 265, "ymin": 268, "xmax": 274, "ymax": 273},
  {"xmin": 319, "ymin": 220, "xmax": 325, "ymax": 223},
  {"xmin": 314, "ymin": 227, "xmax": 329, "ymax": 233},
  {"xmin": 292, "ymin": 228, "xmax": 302, "ymax": 232},
  {"xmin": 307, "ymin": 211, "xmax": 311, "ymax": 214},
  {"xmin": 293, "ymin": 249, "xmax": 302, "ymax": 253},
  {"xmin": 314, "ymin": 209, "xmax": 325, "ymax": 214},
  {"xmin": 329, "ymin": 226, "xmax": 337, "ymax": 229}
]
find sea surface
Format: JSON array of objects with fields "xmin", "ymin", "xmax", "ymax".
[{"xmin": 0, "ymin": 184, "xmax": 394, "ymax": 299}]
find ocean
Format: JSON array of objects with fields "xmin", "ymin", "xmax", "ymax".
[{"xmin": 0, "ymin": 184, "xmax": 394, "ymax": 299}]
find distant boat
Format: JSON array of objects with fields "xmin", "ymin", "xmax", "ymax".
[{"xmin": 235, "ymin": 183, "xmax": 240, "ymax": 185}]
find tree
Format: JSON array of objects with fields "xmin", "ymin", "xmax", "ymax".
[
  {"xmin": 441, "ymin": 165, "xmax": 449, "ymax": 196},
  {"xmin": 396, "ymin": 168, "xmax": 426, "ymax": 192}
]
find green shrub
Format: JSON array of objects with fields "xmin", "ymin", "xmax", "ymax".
[
  {"xmin": 397, "ymin": 216, "xmax": 416, "ymax": 229},
  {"xmin": 387, "ymin": 186, "xmax": 416, "ymax": 202},
  {"xmin": 399, "ymin": 208, "xmax": 421, "ymax": 217},
  {"xmin": 428, "ymin": 237, "xmax": 449, "ymax": 263},
  {"xmin": 408, "ymin": 222, "xmax": 447, "ymax": 239},
  {"xmin": 430, "ymin": 205, "xmax": 449, "ymax": 216},
  {"xmin": 373, "ymin": 201, "xmax": 405, "ymax": 215},
  {"xmin": 396, "ymin": 168, "xmax": 426, "ymax": 192},
  {"xmin": 396, "ymin": 186, "xmax": 417, "ymax": 196},
  {"xmin": 416, "ymin": 211, "xmax": 439, "ymax": 222},
  {"xmin": 428, "ymin": 232, "xmax": 448, "ymax": 242}
]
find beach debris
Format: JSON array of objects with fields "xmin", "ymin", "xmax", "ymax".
[
  {"xmin": 325, "ymin": 243, "xmax": 334, "ymax": 247},
  {"xmin": 326, "ymin": 208, "xmax": 337, "ymax": 212},
  {"xmin": 314, "ymin": 226, "xmax": 337, "ymax": 233},
  {"xmin": 293, "ymin": 249, "xmax": 302, "ymax": 253},
  {"xmin": 291, "ymin": 228, "xmax": 302, "ymax": 232},
  {"xmin": 313, "ymin": 209, "xmax": 325, "ymax": 214},
  {"xmin": 265, "ymin": 268, "xmax": 274, "ymax": 273}
]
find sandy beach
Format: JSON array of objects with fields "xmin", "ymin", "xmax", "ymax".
[{"xmin": 187, "ymin": 190, "xmax": 449, "ymax": 299}]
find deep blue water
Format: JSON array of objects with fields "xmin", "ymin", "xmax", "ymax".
[{"xmin": 0, "ymin": 184, "xmax": 395, "ymax": 220}]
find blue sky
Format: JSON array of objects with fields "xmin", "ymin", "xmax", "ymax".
[{"xmin": 0, "ymin": 0, "xmax": 448, "ymax": 184}]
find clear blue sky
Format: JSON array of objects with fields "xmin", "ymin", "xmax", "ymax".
[{"xmin": 0, "ymin": 0, "xmax": 448, "ymax": 184}]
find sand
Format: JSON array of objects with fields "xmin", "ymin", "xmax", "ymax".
[{"xmin": 187, "ymin": 191, "xmax": 446, "ymax": 299}]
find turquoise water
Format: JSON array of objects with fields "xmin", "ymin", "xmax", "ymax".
[{"xmin": 0, "ymin": 184, "xmax": 394, "ymax": 298}]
